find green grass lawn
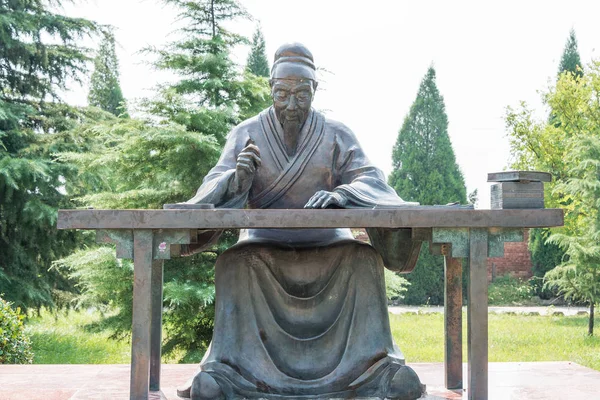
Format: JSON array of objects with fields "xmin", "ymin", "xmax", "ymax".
[
  {"xmin": 25, "ymin": 310, "xmax": 600, "ymax": 371},
  {"xmin": 390, "ymin": 312, "xmax": 600, "ymax": 371},
  {"xmin": 25, "ymin": 310, "xmax": 131, "ymax": 364}
]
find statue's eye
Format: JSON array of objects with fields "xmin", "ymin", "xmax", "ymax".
[
  {"xmin": 296, "ymin": 91, "xmax": 311, "ymax": 102},
  {"xmin": 274, "ymin": 90, "xmax": 289, "ymax": 101}
]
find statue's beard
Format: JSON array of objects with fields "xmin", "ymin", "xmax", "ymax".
[{"xmin": 276, "ymin": 108, "xmax": 307, "ymax": 137}]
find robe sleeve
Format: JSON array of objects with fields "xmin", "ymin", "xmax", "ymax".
[
  {"xmin": 331, "ymin": 122, "xmax": 422, "ymax": 273},
  {"xmin": 179, "ymin": 126, "xmax": 250, "ymax": 256},
  {"xmin": 185, "ymin": 125, "xmax": 250, "ymax": 209},
  {"xmin": 331, "ymin": 123, "xmax": 418, "ymax": 208}
]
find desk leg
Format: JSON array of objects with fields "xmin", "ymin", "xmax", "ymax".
[
  {"xmin": 131, "ymin": 230, "xmax": 153, "ymax": 400},
  {"xmin": 150, "ymin": 259, "xmax": 164, "ymax": 391},
  {"xmin": 444, "ymin": 255, "xmax": 463, "ymax": 390},
  {"xmin": 468, "ymin": 228, "xmax": 488, "ymax": 400}
]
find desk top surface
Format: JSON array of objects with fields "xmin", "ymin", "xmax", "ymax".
[{"xmin": 57, "ymin": 208, "xmax": 564, "ymax": 230}]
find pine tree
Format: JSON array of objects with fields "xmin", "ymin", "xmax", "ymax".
[
  {"xmin": 0, "ymin": 0, "xmax": 97, "ymax": 309},
  {"xmin": 57, "ymin": 0, "xmax": 270, "ymax": 360},
  {"xmin": 144, "ymin": 0, "xmax": 270, "ymax": 139},
  {"xmin": 558, "ymin": 29, "xmax": 583, "ymax": 78},
  {"xmin": 54, "ymin": 116, "xmax": 223, "ymax": 357},
  {"xmin": 151, "ymin": 0, "xmax": 249, "ymax": 109},
  {"xmin": 88, "ymin": 30, "xmax": 128, "ymax": 117},
  {"xmin": 389, "ymin": 66, "xmax": 466, "ymax": 304},
  {"xmin": 246, "ymin": 26, "xmax": 270, "ymax": 77},
  {"xmin": 546, "ymin": 128, "xmax": 600, "ymax": 336}
]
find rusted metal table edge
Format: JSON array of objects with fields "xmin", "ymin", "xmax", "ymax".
[{"xmin": 57, "ymin": 208, "xmax": 564, "ymax": 230}]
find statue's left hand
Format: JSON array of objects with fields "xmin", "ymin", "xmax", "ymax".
[{"xmin": 304, "ymin": 190, "xmax": 348, "ymax": 209}]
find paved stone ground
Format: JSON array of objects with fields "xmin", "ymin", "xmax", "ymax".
[
  {"xmin": 1, "ymin": 362, "xmax": 599, "ymax": 399},
  {"xmin": 388, "ymin": 305, "xmax": 590, "ymax": 316}
]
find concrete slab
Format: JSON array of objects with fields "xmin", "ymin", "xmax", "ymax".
[{"xmin": 0, "ymin": 362, "xmax": 598, "ymax": 399}]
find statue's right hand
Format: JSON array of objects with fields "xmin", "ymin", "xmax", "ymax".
[{"xmin": 235, "ymin": 142, "xmax": 261, "ymax": 192}]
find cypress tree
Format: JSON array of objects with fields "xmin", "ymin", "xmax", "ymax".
[
  {"xmin": 246, "ymin": 26, "xmax": 270, "ymax": 77},
  {"xmin": 558, "ymin": 29, "xmax": 583, "ymax": 78},
  {"xmin": 389, "ymin": 66, "xmax": 466, "ymax": 305},
  {"xmin": 88, "ymin": 30, "xmax": 128, "ymax": 117},
  {"xmin": 0, "ymin": 0, "xmax": 97, "ymax": 309}
]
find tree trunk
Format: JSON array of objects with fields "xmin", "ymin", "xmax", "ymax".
[
  {"xmin": 589, "ymin": 302, "xmax": 595, "ymax": 336},
  {"xmin": 211, "ymin": 0, "xmax": 216, "ymax": 38}
]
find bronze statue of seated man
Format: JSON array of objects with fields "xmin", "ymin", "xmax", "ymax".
[{"xmin": 177, "ymin": 43, "xmax": 424, "ymax": 400}]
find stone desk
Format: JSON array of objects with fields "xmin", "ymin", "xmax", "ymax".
[{"xmin": 57, "ymin": 208, "xmax": 563, "ymax": 400}]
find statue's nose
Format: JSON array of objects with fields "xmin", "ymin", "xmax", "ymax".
[{"xmin": 287, "ymin": 94, "xmax": 298, "ymax": 110}]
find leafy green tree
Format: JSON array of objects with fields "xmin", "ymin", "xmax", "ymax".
[
  {"xmin": 0, "ymin": 0, "xmax": 97, "ymax": 309},
  {"xmin": 546, "ymin": 134, "xmax": 600, "ymax": 335},
  {"xmin": 246, "ymin": 25, "xmax": 270, "ymax": 77},
  {"xmin": 54, "ymin": 116, "xmax": 224, "ymax": 358},
  {"xmin": 389, "ymin": 66, "xmax": 466, "ymax": 305},
  {"xmin": 144, "ymin": 0, "xmax": 269, "ymax": 138},
  {"xmin": 543, "ymin": 61, "xmax": 600, "ymax": 335},
  {"xmin": 88, "ymin": 30, "xmax": 128, "ymax": 117},
  {"xmin": 529, "ymin": 227, "xmax": 564, "ymax": 297},
  {"xmin": 150, "ymin": 0, "xmax": 248, "ymax": 107},
  {"xmin": 57, "ymin": 0, "xmax": 270, "ymax": 360},
  {"xmin": 507, "ymin": 60, "xmax": 600, "ymax": 334},
  {"xmin": 509, "ymin": 30, "xmax": 584, "ymax": 296}
]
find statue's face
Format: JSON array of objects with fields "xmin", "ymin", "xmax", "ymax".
[{"xmin": 271, "ymin": 79, "xmax": 314, "ymax": 129}]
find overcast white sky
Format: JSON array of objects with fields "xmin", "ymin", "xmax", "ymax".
[{"xmin": 61, "ymin": 0, "xmax": 600, "ymax": 208}]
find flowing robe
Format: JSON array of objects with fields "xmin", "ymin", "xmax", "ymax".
[{"xmin": 187, "ymin": 107, "xmax": 419, "ymax": 399}]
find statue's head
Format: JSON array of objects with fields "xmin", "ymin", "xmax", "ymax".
[{"xmin": 270, "ymin": 43, "xmax": 318, "ymax": 132}]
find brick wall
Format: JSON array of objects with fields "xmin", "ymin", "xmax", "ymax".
[
  {"xmin": 486, "ymin": 229, "xmax": 532, "ymax": 281},
  {"xmin": 353, "ymin": 228, "xmax": 534, "ymax": 282}
]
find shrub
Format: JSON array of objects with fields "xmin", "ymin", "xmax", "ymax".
[
  {"xmin": 0, "ymin": 297, "xmax": 34, "ymax": 364},
  {"xmin": 385, "ymin": 269, "xmax": 409, "ymax": 300},
  {"xmin": 488, "ymin": 275, "xmax": 535, "ymax": 305}
]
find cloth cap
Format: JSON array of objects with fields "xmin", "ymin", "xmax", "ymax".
[{"xmin": 271, "ymin": 43, "xmax": 316, "ymax": 81}]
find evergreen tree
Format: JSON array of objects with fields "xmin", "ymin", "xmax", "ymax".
[
  {"xmin": 506, "ymin": 58, "xmax": 600, "ymax": 334},
  {"xmin": 529, "ymin": 227, "xmax": 564, "ymax": 297},
  {"xmin": 546, "ymin": 128, "xmax": 600, "ymax": 336},
  {"xmin": 246, "ymin": 26, "xmax": 270, "ymax": 77},
  {"xmin": 389, "ymin": 66, "xmax": 466, "ymax": 305},
  {"xmin": 144, "ymin": 0, "xmax": 269, "ymax": 138},
  {"xmin": 57, "ymin": 0, "xmax": 270, "ymax": 361},
  {"xmin": 88, "ymin": 30, "xmax": 128, "ymax": 117},
  {"xmin": 151, "ymin": 0, "xmax": 248, "ymax": 109},
  {"xmin": 528, "ymin": 29, "xmax": 583, "ymax": 297},
  {"xmin": 0, "ymin": 0, "xmax": 97, "ymax": 309},
  {"xmin": 54, "ymin": 116, "xmax": 224, "ymax": 357},
  {"xmin": 558, "ymin": 29, "xmax": 583, "ymax": 78}
]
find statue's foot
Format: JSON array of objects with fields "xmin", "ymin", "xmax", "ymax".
[
  {"xmin": 386, "ymin": 365, "xmax": 425, "ymax": 400},
  {"xmin": 190, "ymin": 371, "xmax": 224, "ymax": 400},
  {"xmin": 176, "ymin": 375, "xmax": 193, "ymax": 398}
]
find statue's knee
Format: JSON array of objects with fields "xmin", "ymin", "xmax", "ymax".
[
  {"xmin": 190, "ymin": 371, "xmax": 224, "ymax": 400},
  {"xmin": 339, "ymin": 242, "xmax": 383, "ymax": 271},
  {"xmin": 386, "ymin": 365, "xmax": 425, "ymax": 400},
  {"xmin": 215, "ymin": 243, "xmax": 264, "ymax": 278}
]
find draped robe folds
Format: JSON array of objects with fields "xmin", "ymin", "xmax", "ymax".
[{"xmin": 186, "ymin": 107, "xmax": 420, "ymax": 399}]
